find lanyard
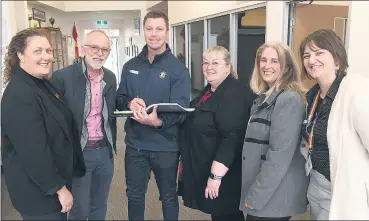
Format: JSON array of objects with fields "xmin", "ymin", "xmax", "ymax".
[{"xmin": 307, "ymin": 91, "xmax": 321, "ymax": 152}]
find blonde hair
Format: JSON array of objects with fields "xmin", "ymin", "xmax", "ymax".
[
  {"xmin": 203, "ymin": 46, "xmax": 238, "ymax": 79},
  {"xmin": 250, "ymin": 42, "xmax": 306, "ymax": 95}
]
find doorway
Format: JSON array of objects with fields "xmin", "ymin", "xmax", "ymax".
[
  {"xmin": 236, "ymin": 8, "xmax": 266, "ymax": 88},
  {"xmin": 104, "ymin": 37, "xmax": 120, "ymax": 87},
  {"xmin": 237, "ymin": 27, "xmax": 265, "ymax": 87},
  {"xmin": 287, "ymin": 1, "xmax": 349, "ymax": 90},
  {"xmin": 84, "ymin": 29, "xmax": 121, "ymax": 86}
]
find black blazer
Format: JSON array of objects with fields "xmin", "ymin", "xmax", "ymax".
[
  {"xmin": 1, "ymin": 66, "xmax": 85, "ymax": 216},
  {"xmin": 179, "ymin": 75, "xmax": 254, "ymax": 215}
]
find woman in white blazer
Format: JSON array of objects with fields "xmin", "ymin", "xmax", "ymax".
[
  {"xmin": 328, "ymin": 72, "xmax": 369, "ymax": 220},
  {"xmin": 299, "ymin": 29, "xmax": 348, "ymax": 220}
]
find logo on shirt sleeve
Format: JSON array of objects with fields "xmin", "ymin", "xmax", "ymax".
[{"xmin": 129, "ymin": 70, "xmax": 139, "ymax": 75}]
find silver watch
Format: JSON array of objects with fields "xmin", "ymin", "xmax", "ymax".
[{"xmin": 209, "ymin": 173, "xmax": 223, "ymax": 180}]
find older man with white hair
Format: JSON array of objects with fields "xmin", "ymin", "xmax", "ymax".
[{"xmin": 50, "ymin": 30, "xmax": 117, "ymax": 220}]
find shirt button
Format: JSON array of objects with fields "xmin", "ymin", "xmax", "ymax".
[{"xmin": 243, "ymin": 156, "xmax": 245, "ymax": 160}]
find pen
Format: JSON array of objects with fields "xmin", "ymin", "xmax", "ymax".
[{"xmin": 136, "ymin": 95, "xmax": 145, "ymax": 108}]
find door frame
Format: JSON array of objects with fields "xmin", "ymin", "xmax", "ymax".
[{"xmin": 286, "ymin": 1, "xmax": 297, "ymax": 48}]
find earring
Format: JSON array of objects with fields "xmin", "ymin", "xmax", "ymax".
[{"xmin": 335, "ymin": 66, "xmax": 339, "ymax": 74}]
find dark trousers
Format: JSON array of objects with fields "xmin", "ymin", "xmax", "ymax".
[
  {"xmin": 211, "ymin": 211, "xmax": 245, "ymax": 221},
  {"xmin": 125, "ymin": 146, "xmax": 179, "ymax": 221},
  {"xmin": 68, "ymin": 146, "xmax": 114, "ymax": 220},
  {"xmin": 246, "ymin": 215, "xmax": 291, "ymax": 220},
  {"xmin": 21, "ymin": 211, "xmax": 67, "ymax": 220}
]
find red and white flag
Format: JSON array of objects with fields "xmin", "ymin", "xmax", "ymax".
[{"xmin": 72, "ymin": 23, "xmax": 79, "ymax": 57}]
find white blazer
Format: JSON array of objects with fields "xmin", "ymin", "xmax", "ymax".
[{"xmin": 328, "ymin": 73, "xmax": 369, "ymax": 220}]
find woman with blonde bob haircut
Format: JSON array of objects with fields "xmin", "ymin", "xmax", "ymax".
[{"xmin": 240, "ymin": 42, "xmax": 309, "ymax": 220}]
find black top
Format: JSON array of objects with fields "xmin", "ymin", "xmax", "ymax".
[
  {"xmin": 179, "ymin": 75, "xmax": 253, "ymax": 215},
  {"xmin": 1, "ymin": 66, "xmax": 85, "ymax": 215},
  {"xmin": 31, "ymin": 76, "xmax": 74, "ymax": 132},
  {"xmin": 304, "ymin": 74, "xmax": 345, "ymax": 181},
  {"xmin": 115, "ymin": 43, "xmax": 191, "ymax": 151},
  {"xmin": 306, "ymin": 96, "xmax": 324, "ymax": 144}
]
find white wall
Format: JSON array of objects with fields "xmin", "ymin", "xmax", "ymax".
[
  {"xmin": 265, "ymin": 1, "xmax": 288, "ymax": 43},
  {"xmin": 1, "ymin": 1, "xmax": 11, "ymax": 95},
  {"xmin": 6, "ymin": 1, "xmax": 29, "ymax": 34},
  {"xmin": 121, "ymin": 18, "xmax": 146, "ymax": 62},
  {"xmin": 36, "ymin": 1, "xmax": 65, "ymax": 11},
  {"xmin": 146, "ymin": 1, "xmax": 162, "ymax": 10},
  {"xmin": 63, "ymin": 1, "xmax": 145, "ymax": 12},
  {"xmin": 346, "ymin": 1, "xmax": 369, "ymax": 76},
  {"xmin": 168, "ymin": 1, "xmax": 265, "ymax": 24}
]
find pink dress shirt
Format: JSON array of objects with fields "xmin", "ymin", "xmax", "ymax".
[{"xmin": 86, "ymin": 69, "xmax": 104, "ymax": 141}]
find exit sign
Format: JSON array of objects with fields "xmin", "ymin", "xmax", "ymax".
[{"xmin": 96, "ymin": 20, "xmax": 109, "ymax": 28}]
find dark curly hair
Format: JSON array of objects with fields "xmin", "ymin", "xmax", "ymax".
[{"xmin": 3, "ymin": 28, "xmax": 47, "ymax": 84}]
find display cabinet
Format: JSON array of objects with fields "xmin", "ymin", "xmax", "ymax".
[{"xmin": 37, "ymin": 27, "xmax": 66, "ymax": 74}]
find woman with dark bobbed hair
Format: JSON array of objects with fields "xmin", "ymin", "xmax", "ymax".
[
  {"xmin": 299, "ymin": 29, "xmax": 348, "ymax": 220},
  {"xmin": 1, "ymin": 28, "xmax": 85, "ymax": 220}
]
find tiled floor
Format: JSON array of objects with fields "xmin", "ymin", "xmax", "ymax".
[{"xmin": 1, "ymin": 118, "xmax": 310, "ymax": 220}]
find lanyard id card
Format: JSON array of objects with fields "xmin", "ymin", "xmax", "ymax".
[{"xmin": 305, "ymin": 91, "xmax": 321, "ymax": 176}]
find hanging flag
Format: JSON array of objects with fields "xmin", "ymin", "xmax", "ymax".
[{"xmin": 72, "ymin": 23, "xmax": 79, "ymax": 57}]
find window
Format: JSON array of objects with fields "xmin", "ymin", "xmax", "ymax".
[
  {"xmin": 208, "ymin": 15, "xmax": 230, "ymax": 50},
  {"xmin": 171, "ymin": 6, "xmax": 267, "ymax": 98},
  {"xmin": 173, "ymin": 25, "xmax": 186, "ymax": 65},
  {"xmin": 189, "ymin": 21, "xmax": 205, "ymax": 98},
  {"xmin": 236, "ymin": 8, "xmax": 266, "ymax": 85}
]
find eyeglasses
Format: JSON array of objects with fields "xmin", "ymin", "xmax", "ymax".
[
  {"xmin": 202, "ymin": 61, "xmax": 226, "ymax": 69},
  {"xmin": 84, "ymin": 45, "xmax": 111, "ymax": 55}
]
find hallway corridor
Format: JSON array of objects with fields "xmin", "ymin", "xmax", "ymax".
[
  {"xmin": 1, "ymin": 118, "xmax": 310, "ymax": 220},
  {"xmin": 1, "ymin": 119, "xmax": 210, "ymax": 220}
]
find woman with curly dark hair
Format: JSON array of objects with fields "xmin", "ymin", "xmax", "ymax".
[{"xmin": 1, "ymin": 28, "xmax": 85, "ymax": 220}]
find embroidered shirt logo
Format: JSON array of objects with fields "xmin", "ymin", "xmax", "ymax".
[
  {"xmin": 129, "ymin": 70, "xmax": 139, "ymax": 75},
  {"xmin": 159, "ymin": 71, "xmax": 167, "ymax": 79}
]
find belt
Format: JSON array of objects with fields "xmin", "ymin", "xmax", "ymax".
[{"xmin": 86, "ymin": 139, "xmax": 107, "ymax": 148}]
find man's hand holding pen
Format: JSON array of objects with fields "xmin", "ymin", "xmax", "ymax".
[
  {"xmin": 128, "ymin": 96, "xmax": 162, "ymax": 128},
  {"xmin": 128, "ymin": 97, "xmax": 146, "ymax": 111}
]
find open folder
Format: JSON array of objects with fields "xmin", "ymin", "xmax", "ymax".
[{"xmin": 112, "ymin": 103, "xmax": 195, "ymax": 117}]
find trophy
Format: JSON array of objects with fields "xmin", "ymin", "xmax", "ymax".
[{"xmin": 49, "ymin": 17, "xmax": 55, "ymax": 27}]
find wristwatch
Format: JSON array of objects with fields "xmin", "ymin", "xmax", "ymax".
[{"xmin": 209, "ymin": 173, "xmax": 223, "ymax": 180}]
